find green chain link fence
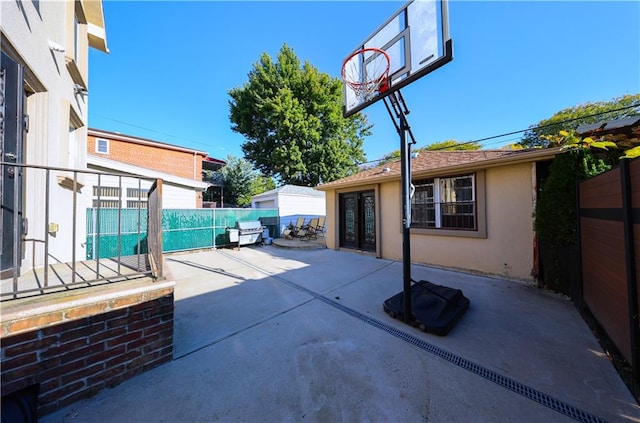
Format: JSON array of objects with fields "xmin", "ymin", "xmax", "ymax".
[{"xmin": 86, "ymin": 208, "xmax": 279, "ymax": 259}]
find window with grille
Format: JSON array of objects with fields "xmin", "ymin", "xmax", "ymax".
[
  {"xmin": 92, "ymin": 186, "xmax": 121, "ymax": 209},
  {"xmin": 411, "ymin": 174, "xmax": 476, "ymax": 230},
  {"xmin": 127, "ymin": 188, "xmax": 148, "ymax": 199},
  {"xmin": 127, "ymin": 200, "xmax": 147, "ymax": 209},
  {"xmin": 126, "ymin": 188, "xmax": 148, "ymax": 208},
  {"xmin": 92, "ymin": 199, "xmax": 120, "ymax": 208},
  {"xmin": 93, "ymin": 186, "xmax": 121, "ymax": 197}
]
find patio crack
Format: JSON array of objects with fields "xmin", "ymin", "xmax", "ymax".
[{"xmin": 219, "ymin": 251, "xmax": 607, "ymax": 423}]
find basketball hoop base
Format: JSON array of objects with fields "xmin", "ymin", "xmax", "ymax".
[{"xmin": 383, "ymin": 280, "xmax": 470, "ymax": 336}]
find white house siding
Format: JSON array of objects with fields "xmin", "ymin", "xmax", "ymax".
[
  {"xmin": 251, "ymin": 185, "xmax": 326, "ymax": 234},
  {"xmin": 278, "ymin": 194, "xmax": 325, "ymax": 217},
  {"xmin": 162, "ymin": 185, "xmax": 198, "ymax": 208},
  {"xmin": 1, "ymin": 1, "xmax": 103, "ymax": 267},
  {"xmin": 84, "ymin": 173, "xmax": 199, "ymax": 209},
  {"xmin": 255, "ymin": 200, "xmax": 277, "ymax": 209}
]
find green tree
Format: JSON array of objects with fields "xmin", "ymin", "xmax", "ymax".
[
  {"xmin": 423, "ymin": 140, "xmax": 482, "ymax": 151},
  {"xmin": 217, "ymin": 155, "xmax": 274, "ymax": 207},
  {"xmin": 378, "ymin": 139, "xmax": 481, "ymax": 164},
  {"xmin": 518, "ymin": 94, "xmax": 640, "ymax": 148},
  {"xmin": 531, "ymin": 100, "xmax": 640, "ymax": 294},
  {"xmin": 229, "ymin": 44, "xmax": 370, "ymax": 186}
]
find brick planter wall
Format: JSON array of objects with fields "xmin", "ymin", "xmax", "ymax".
[{"xmin": 1, "ymin": 280, "xmax": 175, "ymax": 417}]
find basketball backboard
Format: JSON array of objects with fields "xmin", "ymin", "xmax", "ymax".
[{"xmin": 342, "ymin": 0, "xmax": 452, "ymax": 117}]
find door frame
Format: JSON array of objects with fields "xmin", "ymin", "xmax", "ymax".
[{"xmin": 338, "ymin": 190, "xmax": 376, "ymax": 252}]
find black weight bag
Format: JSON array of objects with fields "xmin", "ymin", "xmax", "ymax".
[{"xmin": 383, "ymin": 280, "xmax": 470, "ymax": 336}]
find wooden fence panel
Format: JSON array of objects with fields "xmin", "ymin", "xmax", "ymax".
[
  {"xmin": 581, "ymin": 218, "xmax": 630, "ymax": 360},
  {"xmin": 579, "ymin": 159, "xmax": 640, "ymax": 378},
  {"xmin": 148, "ymin": 179, "xmax": 163, "ymax": 279}
]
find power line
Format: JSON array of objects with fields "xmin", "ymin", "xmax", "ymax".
[
  {"xmin": 91, "ymin": 114, "xmax": 215, "ymax": 150},
  {"xmin": 361, "ymin": 103, "xmax": 640, "ymax": 165},
  {"xmin": 468, "ymin": 104, "xmax": 639, "ymax": 146},
  {"xmin": 93, "ymin": 102, "xmax": 640, "ymax": 166}
]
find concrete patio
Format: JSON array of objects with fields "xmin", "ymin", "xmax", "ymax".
[{"xmin": 42, "ymin": 246, "xmax": 639, "ymax": 422}]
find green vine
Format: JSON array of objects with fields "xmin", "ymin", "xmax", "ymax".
[{"xmin": 535, "ymin": 148, "xmax": 610, "ymax": 248}]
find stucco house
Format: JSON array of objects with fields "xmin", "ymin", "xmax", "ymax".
[
  {"xmin": 1, "ymin": 0, "xmax": 108, "ymax": 275},
  {"xmin": 1, "ymin": 4, "xmax": 178, "ymax": 416},
  {"xmin": 87, "ymin": 128, "xmax": 209, "ymax": 209},
  {"xmin": 251, "ymin": 184, "xmax": 326, "ymax": 231},
  {"xmin": 316, "ymin": 148, "xmax": 560, "ymax": 281}
]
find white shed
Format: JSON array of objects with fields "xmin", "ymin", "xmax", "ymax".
[{"xmin": 251, "ymin": 185, "xmax": 326, "ymax": 231}]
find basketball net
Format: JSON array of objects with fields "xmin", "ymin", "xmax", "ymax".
[{"xmin": 342, "ymin": 48, "xmax": 390, "ymax": 103}]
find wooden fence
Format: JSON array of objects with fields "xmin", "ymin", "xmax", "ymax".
[
  {"xmin": 578, "ymin": 158, "xmax": 640, "ymax": 385},
  {"xmin": 148, "ymin": 179, "xmax": 163, "ymax": 279}
]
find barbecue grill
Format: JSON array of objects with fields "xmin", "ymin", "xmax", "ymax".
[{"xmin": 231, "ymin": 220, "xmax": 264, "ymax": 247}]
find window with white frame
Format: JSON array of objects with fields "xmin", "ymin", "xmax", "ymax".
[
  {"xmin": 95, "ymin": 138, "xmax": 109, "ymax": 154},
  {"xmin": 411, "ymin": 174, "xmax": 476, "ymax": 230}
]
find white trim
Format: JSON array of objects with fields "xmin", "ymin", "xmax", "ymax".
[{"xmin": 87, "ymin": 155, "xmax": 208, "ymax": 191}]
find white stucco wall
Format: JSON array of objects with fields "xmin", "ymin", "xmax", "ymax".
[{"xmin": 1, "ymin": 1, "xmax": 94, "ymax": 267}]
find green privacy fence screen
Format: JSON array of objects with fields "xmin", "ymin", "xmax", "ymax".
[{"xmin": 86, "ymin": 208, "xmax": 279, "ymax": 259}]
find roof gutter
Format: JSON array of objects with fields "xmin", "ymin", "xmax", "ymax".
[{"xmin": 87, "ymin": 155, "xmax": 209, "ymax": 191}]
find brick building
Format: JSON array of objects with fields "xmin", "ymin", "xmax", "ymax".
[{"xmin": 87, "ymin": 128, "xmax": 210, "ymax": 208}]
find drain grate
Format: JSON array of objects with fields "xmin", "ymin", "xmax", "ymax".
[
  {"xmin": 219, "ymin": 252, "xmax": 607, "ymax": 423},
  {"xmin": 319, "ymin": 294, "xmax": 606, "ymax": 423}
]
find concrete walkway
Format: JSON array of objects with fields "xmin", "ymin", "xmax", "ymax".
[{"xmin": 42, "ymin": 246, "xmax": 639, "ymax": 422}]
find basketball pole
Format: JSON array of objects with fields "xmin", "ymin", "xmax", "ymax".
[{"xmin": 384, "ymin": 90, "xmax": 416, "ymax": 325}]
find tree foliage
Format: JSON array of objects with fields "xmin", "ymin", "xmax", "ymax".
[
  {"xmin": 215, "ymin": 155, "xmax": 275, "ymax": 207},
  {"xmin": 518, "ymin": 94, "xmax": 640, "ymax": 148},
  {"xmin": 378, "ymin": 139, "xmax": 481, "ymax": 164},
  {"xmin": 228, "ymin": 44, "xmax": 370, "ymax": 186},
  {"xmin": 423, "ymin": 140, "xmax": 482, "ymax": 151},
  {"xmin": 535, "ymin": 149, "xmax": 610, "ymax": 248},
  {"xmin": 532, "ymin": 106, "xmax": 640, "ymax": 293}
]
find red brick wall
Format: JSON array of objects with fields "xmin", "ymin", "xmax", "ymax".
[
  {"xmin": 0, "ymin": 294, "xmax": 174, "ymax": 417},
  {"xmin": 88, "ymin": 134, "xmax": 205, "ymax": 181}
]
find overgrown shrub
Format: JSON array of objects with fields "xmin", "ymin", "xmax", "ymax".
[
  {"xmin": 535, "ymin": 149, "xmax": 610, "ymax": 293},
  {"xmin": 536, "ymin": 149, "xmax": 610, "ymax": 248}
]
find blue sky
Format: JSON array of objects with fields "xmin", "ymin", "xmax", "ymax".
[{"xmin": 89, "ymin": 1, "xmax": 640, "ymax": 163}]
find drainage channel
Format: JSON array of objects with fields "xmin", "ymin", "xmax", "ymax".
[{"xmin": 212, "ymin": 252, "xmax": 606, "ymax": 423}]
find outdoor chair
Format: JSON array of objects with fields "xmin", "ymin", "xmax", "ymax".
[
  {"xmin": 283, "ymin": 217, "xmax": 306, "ymax": 239},
  {"xmin": 297, "ymin": 217, "xmax": 319, "ymax": 240},
  {"xmin": 315, "ymin": 216, "xmax": 326, "ymax": 237}
]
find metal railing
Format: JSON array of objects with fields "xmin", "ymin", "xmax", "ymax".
[{"xmin": 0, "ymin": 161, "xmax": 162, "ymax": 301}]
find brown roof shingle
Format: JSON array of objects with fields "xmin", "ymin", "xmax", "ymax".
[{"xmin": 317, "ymin": 148, "xmax": 559, "ymax": 190}]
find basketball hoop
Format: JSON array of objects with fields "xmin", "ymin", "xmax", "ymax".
[{"xmin": 341, "ymin": 48, "xmax": 390, "ymax": 103}]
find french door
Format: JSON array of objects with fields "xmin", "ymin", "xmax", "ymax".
[{"xmin": 339, "ymin": 190, "xmax": 376, "ymax": 252}]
